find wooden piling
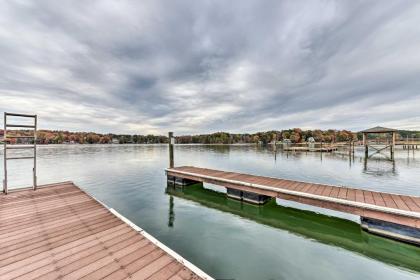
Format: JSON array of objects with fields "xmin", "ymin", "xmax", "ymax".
[
  {"xmin": 391, "ymin": 132, "xmax": 395, "ymax": 160},
  {"xmin": 363, "ymin": 133, "xmax": 368, "ymax": 157},
  {"xmin": 169, "ymin": 132, "xmax": 174, "ymax": 168},
  {"xmin": 349, "ymin": 141, "xmax": 351, "ymax": 156}
]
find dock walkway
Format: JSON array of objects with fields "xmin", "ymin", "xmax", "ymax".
[
  {"xmin": 166, "ymin": 166, "xmax": 420, "ymax": 244},
  {"xmin": 0, "ymin": 182, "xmax": 211, "ymax": 280}
]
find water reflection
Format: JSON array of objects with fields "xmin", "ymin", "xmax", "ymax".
[
  {"xmin": 168, "ymin": 195, "xmax": 175, "ymax": 227},
  {"xmin": 266, "ymin": 144, "xmax": 403, "ymax": 178},
  {"xmin": 178, "ymin": 144, "xmax": 233, "ymax": 154},
  {"xmin": 166, "ymin": 183, "xmax": 420, "ymax": 272},
  {"xmin": 1, "ymin": 144, "xmax": 419, "ymax": 279},
  {"xmin": 363, "ymin": 157, "xmax": 397, "ymax": 176}
]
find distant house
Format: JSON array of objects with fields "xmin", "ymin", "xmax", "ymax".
[
  {"xmin": 112, "ymin": 138, "xmax": 119, "ymax": 144},
  {"xmin": 282, "ymin": 139, "xmax": 292, "ymax": 147},
  {"xmin": 307, "ymin": 137, "xmax": 316, "ymax": 149}
]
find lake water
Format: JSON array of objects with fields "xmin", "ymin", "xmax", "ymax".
[{"xmin": 1, "ymin": 144, "xmax": 420, "ymax": 280}]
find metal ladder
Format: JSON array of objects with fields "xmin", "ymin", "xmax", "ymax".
[{"xmin": 3, "ymin": 112, "xmax": 37, "ymax": 194}]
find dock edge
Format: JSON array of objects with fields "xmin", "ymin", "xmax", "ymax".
[
  {"xmin": 82, "ymin": 186, "xmax": 214, "ymax": 280},
  {"xmin": 165, "ymin": 168, "xmax": 420, "ymax": 219}
]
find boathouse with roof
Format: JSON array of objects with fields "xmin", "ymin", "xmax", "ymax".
[{"xmin": 360, "ymin": 126, "xmax": 398, "ymax": 160}]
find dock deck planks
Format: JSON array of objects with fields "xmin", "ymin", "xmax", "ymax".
[
  {"xmin": 166, "ymin": 166, "xmax": 420, "ymax": 229},
  {"xmin": 0, "ymin": 182, "xmax": 208, "ymax": 280}
]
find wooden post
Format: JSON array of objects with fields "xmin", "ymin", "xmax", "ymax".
[
  {"xmin": 391, "ymin": 132, "xmax": 395, "ymax": 160},
  {"xmin": 168, "ymin": 132, "xmax": 174, "ymax": 168},
  {"xmin": 273, "ymin": 142, "xmax": 277, "ymax": 161},
  {"xmin": 363, "ymin": 133, "xmax": 368, "ymax": 157},
  {"xmin": 33, "ymin": 115, "xmax": 37, "ymax": 190}
]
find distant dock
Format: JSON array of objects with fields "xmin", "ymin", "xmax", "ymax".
[
  {"xmin": 0, "ymin": 182, "xmax": 212, "ymax": 280},
  {"xmin": 283, "ymin": 146, "xmax": 338, "ymax": 152},
  {"xmin": 166, "ymin": 166, "xmax": 420, "ymax": 245}
]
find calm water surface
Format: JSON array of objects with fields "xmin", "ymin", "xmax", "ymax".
[{"xmin": 1, "ymin": 144, "xmax": 420, "ymax": 280}]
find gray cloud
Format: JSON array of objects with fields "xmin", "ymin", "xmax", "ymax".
[{"xmin": 1, "ymin": 0, "xmax": 420, "ymax": 134}]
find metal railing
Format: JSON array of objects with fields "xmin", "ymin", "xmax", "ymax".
[{"xmin": 3, "ymin": 112, "xmax": 37, "ymax": 194}]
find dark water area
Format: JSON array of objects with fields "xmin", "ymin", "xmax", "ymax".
[{"xmin": 1, "ymin": 144, "xmax": 419, "ymax": 279}]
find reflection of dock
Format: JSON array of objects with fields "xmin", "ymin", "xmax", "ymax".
[
  {"xmin": 166, "ymin": 166, "xmax": 420, "ymax": 245},
  {"xmin": 166, "ymin": 183, "xmax": 420, "ymax": 272},
  {"xmin": 0, "ymin": 182, "xmax": 212, "ymax": 280},
  {"xmin": 283, "ymin": 146, "xmax": 337, "ymax": 152}
]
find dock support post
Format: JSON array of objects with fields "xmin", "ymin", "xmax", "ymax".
[
  {"xmin": 33, "ymin": 114, "xmax": 37, "ymax": 191},
  {"xmin": 273, "ymin": 142, "xmax": 277, "ymax": 161},
  {"xmin": 348, "ymin": 141, "xmax": 351, "ymax": 157},
  {"xmin": 168, "ymin": 132, "xmax": 174, "ymax": 168},
  {"xmin": 391, "ymin": 132, "xmax": 395, "ymax": 160},
  {"xmin": 363, "ymin": 133, "xmax": 368, "ymax": 157}
]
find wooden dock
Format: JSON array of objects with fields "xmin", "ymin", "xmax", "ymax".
[
  {"xmin": 166, "ymin": 166, "xmax": 420, "ymax": 244},
  {"xmin": 283, "ymin": 146, "xmax": 337, "ymax": 152},
  {"xmin": 0, "ymin": 182, "xmax": 212, "ymax": 280}
]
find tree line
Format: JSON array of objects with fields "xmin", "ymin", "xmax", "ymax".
[
  {"xmin": 176, "ymin": 129, "xmax": 357, "ymax": 144},
  {"xmin": 0, "ymin": 130, "xmax": 167, "ymax": 144},
  {"xmin": 1, "ymin": 128, "xmax": 419, "ymax": 145}
]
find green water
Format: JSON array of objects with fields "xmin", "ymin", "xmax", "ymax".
[
  {"xmin": 167, "ymin": 183, "xmax": 420, "ymax": 272},
  {"xmin": 1, "ymin": 144, "xmax": 419, "ymax": 279}
]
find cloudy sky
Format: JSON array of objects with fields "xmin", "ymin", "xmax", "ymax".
[{"xmin": 1, "ymin": 0, "xmax": 420, "ymax": 134}]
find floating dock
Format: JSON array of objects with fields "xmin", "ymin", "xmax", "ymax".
[
  {"xmin": 166, "ymin": 184, "xmax": 420, "ymax": 272},
  {"xmin": 0, "ymin": 182, "xmax": 212, "ymax": 280},
  {"xmin": 166, "ymin": 166, "xmax": 420, "ymax": 245}
]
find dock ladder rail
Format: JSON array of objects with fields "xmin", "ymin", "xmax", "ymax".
[{"xmin": 3, "ymin": 112, "xmax": 37, "ymax": 194}]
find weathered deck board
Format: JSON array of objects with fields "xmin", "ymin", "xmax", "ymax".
[
  {"xmin": 0, "ymin": 182, "xmax": 210, "ymax": 280},
  {"xmin": 166, "ymin": 166, "xmax": 420, "ymax": 229}
]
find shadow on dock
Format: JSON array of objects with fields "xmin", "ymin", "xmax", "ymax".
[{"xmin": 166, "ymin": 183, "xmax": 420, "ymax": 273}]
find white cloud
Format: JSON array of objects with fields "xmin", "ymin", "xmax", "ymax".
[{"xmin": 1, "ymin": 0, "xmax": 420, "ymax": 134}]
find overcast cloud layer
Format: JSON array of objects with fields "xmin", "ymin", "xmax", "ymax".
[{"xmin": 1, "ymin": 0, "xmax": 420, "ymax": 134}]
